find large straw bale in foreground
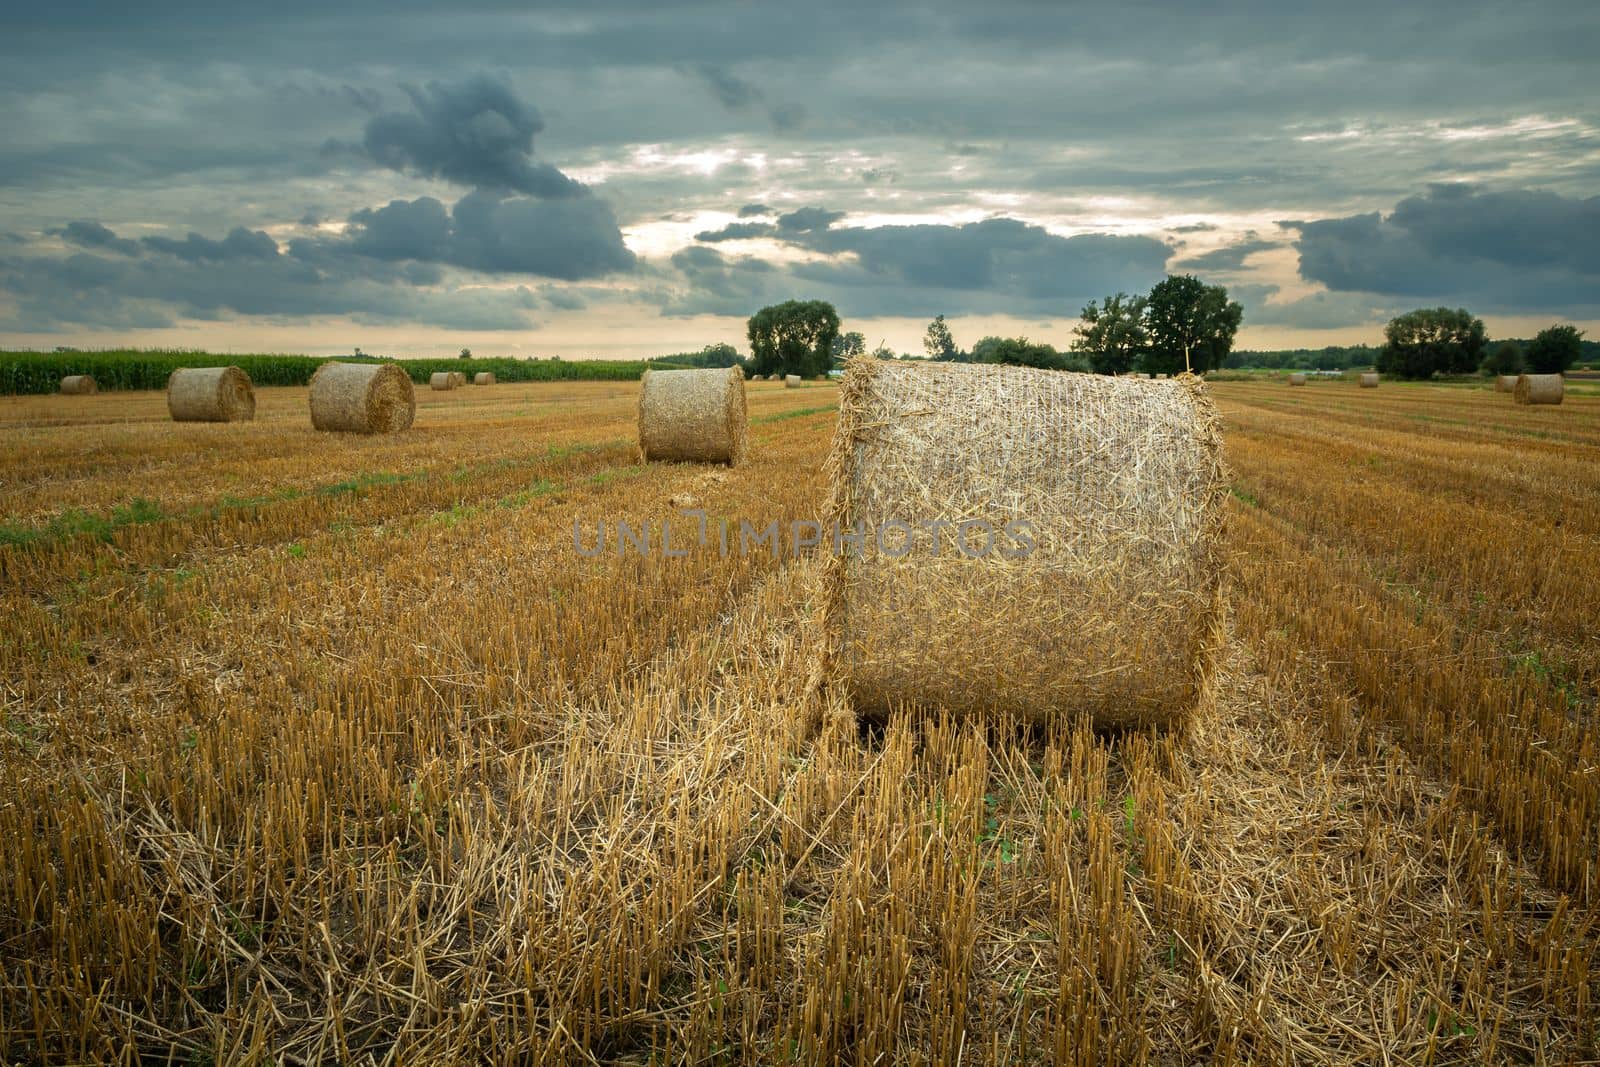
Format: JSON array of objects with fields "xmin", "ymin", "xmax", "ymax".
[
  {"xmin": 1495, "ymin": 375, "xmax": 1519, "ymax": 392},
  {"xmin": 637, "ymin": 365, "xmax": 748, "ymax": 465},
  {"xmin": 825, "ymin": 359, "xmax": 1227, "ymax": 729},
  {"xmin": 474, "ymin": 371, "xmax": 495, "ymax": 385},
  {"xmin": 430, "ymin": 372, "xmax": 455, "ymax": 391},
  {"xmin": 1288, "ymin": 373, "xmax": 1307, "ymax": 386},
  {"xmin": 309, "ymin": 362, "xmax": 415, "ymax": 434},
  {"xmin": 166, "ymin": 366, "xmax": 256, "ymax": 422},
  {"xmin": 1359, "ymin": 372, "xmax": 1379, "ymax": 388},
  {"xmin": 1515, "ymin": 373, "xmax": 1563, "ymax": 405},
  {"xmin": 59, "ymin": 375, "xmax": 97, "ymax": 395}
]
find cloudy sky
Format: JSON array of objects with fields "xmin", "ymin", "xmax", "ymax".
[{"xmin": 2, "ymin": 1, "xmax": 1596, "ymax": 359}]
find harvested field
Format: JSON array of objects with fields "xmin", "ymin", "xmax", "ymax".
[{"xmin": 1, "ymin": 375, "xmax": 1596, "ymax": 1064}]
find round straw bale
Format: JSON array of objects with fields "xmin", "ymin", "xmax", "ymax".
[
  {"xmin": 637, "ymin": 365, "xmax": 748, "ymax": 465},
  {"xmin": 166, "ymin": 366, "xmax": 256, "ymax": 422},
  {"xmin": 825, "ymin": 360, "xmax": 1226, "ymax": 730},
  {"xmin": 1515, "ymin": 373, "xmax": 1563, "ymax": 405},
  {"xmin": 1495, "ymin": 374, "xmax": 1519, "ymax": 393},
  {"xmin": 309, "ymin": 362, "xmax": 415, "ymax": 433},
  {"xmin": 785, "ymin": 374, "xmax": 801, "ymax": 388},
  {"xmin": 451, "ymin": 371, "xmax": 466, "ymax": 387},
  {"xmin": 59, "ymin": 375, "xmax": 97, "ymax": 395},
  {"xmin": 1288, "ymin": 372, "xmax": 1307, "ymax": 386},
  {"xmin": 1359, "ymin": 372, "xmax": 1379, "ymax": 388},
  {"xmin": 474, "ymin": 371, "xmax": 495, "ymax": 385},
  {"xmin": 430, "ymin": 372, "xmax": 455, "ymax": 391}
]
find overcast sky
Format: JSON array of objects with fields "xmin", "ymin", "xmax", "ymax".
[{"xmin": 1, "ymin": 1, "xmax": 1596, "ymax": 358}]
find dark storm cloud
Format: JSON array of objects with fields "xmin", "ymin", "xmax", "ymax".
[
  {"xmin": 737, "ymin": 204, "xmax": 772, "ymax": 218},
  {"xmin": 1291, "ymin": 185, "xmax": 1600, "ymax": 311},
  {"xmin": 361, "ymin": 75, "xmax": 584, "ymax": 197},
  {"xmin": 1177, "ymin": 236, "xmax": 1282, "ymax": 272}
]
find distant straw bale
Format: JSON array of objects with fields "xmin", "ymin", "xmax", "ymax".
[
  {"xmin": 637, "ymin": 365, "xmax": 748, "ymax": 465},
  {"xmin": 1359, "ymin": 372, "xmax": 1379, "ymax": 389},
  {"xmin": 451, "ymin": 371, "xmax": 466, "ymax": 388},
  {"xmin": 59, "ymin": 375, "xmax": 97, "ymax": 395},
  {"xmin": 824, "ymin": 359, "xmax": 1227, "ymax": 730},
  {"xmin": 474, "ymin": 371, "xmax": 495, "ymax": 385},
  {"xmin": 1495, "ymin": 375, "xmax": 1519, "ymax": 393},
  {"xmin": 167, "ymin": 366, "xmax": 256, "ymax": 422},
  {"xmin": 309, "ymin": 362, "xmax": 416, "ymax": 434},
  {"xmin": 785, "ymin": 374, "xmax": 801, "ymax": 388},
  {"xmin": 430, "ymin": 372, "xmax": 455, "ymax": 391},
  {"xmin": 1288, "ymin": 373, "xmax": 1308, "ymax": 386},
  {"xmin": 1515, "ymin": 373, "xmax": 1563, "ymax": 405}
]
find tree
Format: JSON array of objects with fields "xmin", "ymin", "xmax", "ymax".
[
  {"xmin": 970, "ymin": 336, "xmax": 1005, "ymax": 363},
  {"xmin": 1481, "ymin": 340, "xmax": 1524, "ymax": 377},
  {"xmin": 1071, "ymin": 293, "xmax": 1147, "ymax": 375},
  {"xmin": 923, "ymin": 315, "xmax": 958, "ymax": 361},
  {"xmin": 985, "ymin": 337, "xmax": 1087, "ymax": 372},
  {"xmin": 1377, "ymin": 308, "xmax": 1486, "ymax": 379},
  {"xmin": 1142, "ymin": 275, "xmax": 1242, "ymax": 375},
  {"xmin": 833, "ymin": 331, "xmax": 866, "ymax": 363},
  {"xmin": 869, "ymin": 344, "xmax": 896, "ymax": 361},
  {"xmin": 459, "ymin": 347, "xmax": 472, "ymax": 360},
  {"xmin": 746, "ymin": 300, "xmax": 840, "ymax": 378},
  {"xmin": 1525, "ymin": 324, "xmax": 1583, "ymax": 375}
]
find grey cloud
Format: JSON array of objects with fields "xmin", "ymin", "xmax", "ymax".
[
  {"xmin": 1170, "ymin": 222, "xmax": 1219, "ymax": 234},
  {"xmin": 669, "ymin": 213, "xmax": 1173, "ymax": 318},
  {"xmin": 689, "ymin": 65, "xmax": 807, "ymax": 132},
  {"xmin": 1177, "ymin": 236, "xmax": 1282, "ymax": 272},
  {"xmin": 737, "ymin": 203, "xmax": 772, "ymax": 218},
  {"xmin": 141, "ymin": 227, "xmax": 281, "ymax": 263},
  {"xmin": 51, "ymin": 220, "xmax": 140, "ymax": 256},
  {"xmin": 694, "ymin": 221, "xmax": 777, "ymax": 242},
  {"xmin": 0, "ymin": 242, "xmax": 543, "ymax": 332},
  {"xmin": 777, "ymin": 207, "xmax": 845, "ymax": 233},
  {"xmin": 361, "ymin": 75, "xmax": 584, "ymax": 197},
  {"xmin": 0, "ymin": 190, "xmax": 634, "ymax": 331},
  {"xmin": 694, "ymin": 65, "xmax": 762, "ymax": 111},
  {"xmin": 1291, "ymin": 185, "xmax": 1600, "ymax": 312},
  {"xmin": 661, "ymin": 245, "xmax": 779, "ymax": 317}
]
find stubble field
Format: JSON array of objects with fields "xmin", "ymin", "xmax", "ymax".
[{"xmin": 1, "ymin": 376, "xmax": 1596, "ymax": 1064}]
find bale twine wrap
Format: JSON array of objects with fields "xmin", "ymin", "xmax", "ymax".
[
  {"xmin": 785, "ymin": 374, "xmax": 801, "ymax": 388},
  {"xmin": 1515, "ymin": 373, "xmax": 1564, "ymax": 405},
  {"xmin": 430, "ymin": 372, "xmax": 455, "ymax": 391},
  {"xmin": 823, "ymin": 359, "xmax": 1227, "ymax": 729},
  {"xmin": 474, "ymin": 371, "xmax": 495, "ymax": 385},
  {"xmin": 166, "ymin": 366, "xmax": 256, "ymax": 422},
  {"xmin": 1288, "ymin": 373, "xmax": 1308, "ymax": 386},
  {"xmin": 1359, "ymin": 372, "xmax": 1379, "ymax": 389},
  {"xmin": 1495, "ymin": 375, "xmax": 1519, "ymax": 393},
  {"xmin": 637, "ymin": 365, "xmax": 748, "ymax": 465},
  {"xmin": 309, "ymin": 362, "xmax": 415, "ymax": 434},
  {"xmin": 59, "ymin": 375, "xmax": 97, "ymax": 395}
]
